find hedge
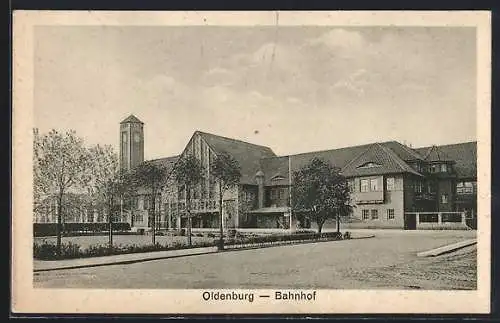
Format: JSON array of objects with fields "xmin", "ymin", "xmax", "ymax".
[
  {"xmin": 34, "ymin": 222, "xmax": 131, "ymax": 237},
  {"xmin": 33, "ymin": 230, "xmax": 352, "ymax": 260}
]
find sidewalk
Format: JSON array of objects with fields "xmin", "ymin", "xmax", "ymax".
[
  {"xmin": 34, "ymin": 246, "xmax": 218, "ymax": 272},
  {"xmin": 34, "ymin": 233, "xmax": 375, "ymax": 272},
  {"xmin": 417, "ymin": 238, "xmax": 477, "ymax": 257}
]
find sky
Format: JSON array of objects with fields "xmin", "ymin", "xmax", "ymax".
[{"xmin": 34, "ymin": 26, "xmax": 477, "ymax": 160}]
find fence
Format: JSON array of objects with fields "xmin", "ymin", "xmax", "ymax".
[
  {"xmin": 33, "ymin": 222, "xmax": 132, "ymax": 237},
  {"xmin": 404, "ymin": 212, "xmax": 470, "ymax": 230}
]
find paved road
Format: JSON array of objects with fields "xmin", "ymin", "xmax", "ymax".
[{"xmin": 33, "ymin": 230, "xmax": 476, "ymax": 289}]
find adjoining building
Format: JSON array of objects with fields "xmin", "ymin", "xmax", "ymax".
[{"xmin": 118, "ymin": 115, "xmax": 477, "ymax": 232}]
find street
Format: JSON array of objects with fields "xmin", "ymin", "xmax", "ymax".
[{"xmin": 33, "ymin": 230, "xmax": 476, "ymax": 290}]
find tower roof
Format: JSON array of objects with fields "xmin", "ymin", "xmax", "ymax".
[{"xmin": 120, "ymin": 114, "xmax": 143, "ymax": 124}]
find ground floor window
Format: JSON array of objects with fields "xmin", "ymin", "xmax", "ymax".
[
  {"xmin": 387, "ymin": 209, "xmax": 395, "ymax": 220},
  {"xmin": 362, "ymin": 209, "xmax": 369, "ymax": 220},
  {"xmin": 371, "ymin": 209, "xmax": 378, "ymax": 220}
]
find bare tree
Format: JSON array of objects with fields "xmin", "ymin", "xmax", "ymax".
[
  {"xmin": 173, "ymin": 155, "xmax": 204, "ymax": 246},
  {"xmin": 33, "ymin": 128, "xmax": 92, "ymax": 255},
  {"xmin": 129, "ymin": 161, "xmax": 168, "ymax": 245},
  {"xmin": 210, "ymin": 152, "xmax": 241, "ymax": 250},
  {"xmin": 87, "ymin": 144, "xmax": 133, "ymax": 249}
]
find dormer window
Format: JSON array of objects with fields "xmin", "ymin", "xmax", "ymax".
[{"xmin": 358, "ymin": 162, "xmax": 381, "ymax": 169}]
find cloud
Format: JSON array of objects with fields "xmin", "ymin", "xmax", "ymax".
[
  {"xmin": 201, "ymin": 67, "xmax": 235, "ymax": 87},
  {"xmin": 308, "ymin": 28, "xmax": 366, "ymax": 55}
]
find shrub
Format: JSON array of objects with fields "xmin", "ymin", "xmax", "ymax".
[
  {"xmin": 343, "ymin": 231, "xmax": 351, "ymax": 240},
  {"xmin": 33, "ymin": 241, "xmax": 59, "ymax": 260}
]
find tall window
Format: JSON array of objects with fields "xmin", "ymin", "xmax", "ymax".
[
  {"xmin": 209, "ymin": 180, "xmax": 216, "ymax": 199},
  {"xmin": 371, "ymin": 209, "xmax": 378, "ymax": 220},
  {"xmin": 133, "ymin": 213, "xmax": 143, "ymax": 222},
  {"xmin": 428, "ymin": 182, "xmax": 436, "ymax": 194},
  {"xmin": 279, "ymin": 188, "xmax": 286, "ymax": 200},
  {"xmin": 348, "ymin": 180, "xmax": 355, "ymax": 193},
  {"xmin": 386, "ymin": 177, "xmax": 395, "ymax": 191},
  {"xmin": 415, "ymin": 181, "xmax": 423, "ymax": 193},
  {"xmin": 362, "ymin": 209, "xmax": 370, "ymax": 220},
  {"xmin": 441, "ymin": 194, "xmax": 448, "ymax": 204},
  {"xmin": 178, "ymin": 185, "xmax": 186, "ymax": 200},
  {"xmin": 360, "ymin": 179, "xmax": 369, "ymax": 192},
  {"xmin": 440, "ymin": 164, "xmax": 448, "ymax": 172},
  {"xmin": 121, "ymin": 132, "xmax": 128, "ymax": 163},
  {"xmin": 270, "ymin": 188, "xmax": 277, "ymax": 200},
  {"xmin": 370, "ymin": 179, "xmax": 378, "ymax": 191},
  {"xmin": 387, "ymin": 209, "xmax": 395, "ymax": 220}
]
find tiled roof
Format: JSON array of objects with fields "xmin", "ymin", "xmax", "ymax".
[
  {"xmin": 120, "ymin": 114, "xmax": 143, "ymax": 124},
  {"xmin": 341, "ymin": 143, "xmax": 422, "ymax": 177},
  {"xmin": 415, "ymin": 142, "xmax": 477, "ymax": 179},
  {"xmin": 146, "ymin": 155, "xmax": 180, "ymax": 174},
  {"xmin": 260, "ymin": 141, "xmax": 423, "ymax": 186},
  {"xmin": 380, "ymin": 141, "xmax": 424, "ymax": 161},
  {"xmin": 197, "ymin": 131, "xmax": 277, "ymax": 185}
]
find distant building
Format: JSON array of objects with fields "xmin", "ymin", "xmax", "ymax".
[{"xmin": 120, "ymin": 115, "xmax": 477, "ymax": 232}]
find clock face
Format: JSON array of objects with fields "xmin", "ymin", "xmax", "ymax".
[{"xmin": 133, "ymin": 133, "xmax": 141, "ymax": 143}]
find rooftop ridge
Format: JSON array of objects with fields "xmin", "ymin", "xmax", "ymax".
[
  {"xmin": 390, "ymin": 141, "xmax": 425, "ymax": 160},
  {"xmin": 415, "ymin": 141, "xmax": 477, "ymax": 150},
  {"xmin": 196, "ymin": 130, "xmax": 274, "ymax": 151},
  {"xmin": 266, "ymin": 142, "xmax": 374, "ymax": 160}
]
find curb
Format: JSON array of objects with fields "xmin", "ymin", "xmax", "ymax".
[
  {"xmin": 34, "ymin": 235, "xmax": 375, "ymax": 272},
  {"xmin": 416, "ymin": 239, "xmax": 477, "ymax": 257}
]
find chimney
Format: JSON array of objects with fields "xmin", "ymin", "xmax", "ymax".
[{"xmin": 255, "ymin": 170, "xmax": 265, "ymax": 209}]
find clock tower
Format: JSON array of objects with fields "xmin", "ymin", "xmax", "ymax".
[{"xmin": 119, "ymin": 114, "xmax": 144, "ymax": 172}]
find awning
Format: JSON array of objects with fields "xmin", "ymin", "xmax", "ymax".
[{"xmin": 248, "ymin": 206, "xmax": 291, "ymax": 214}]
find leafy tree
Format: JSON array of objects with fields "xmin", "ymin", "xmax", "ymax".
[
  {"xmin": 129, "ymin": 161, "xmax": 168, "ymax": 245},
  {"xmin": 173, "ymin": 154, "xmax": 204, "ymax": 246},
  {"xmin": 292, "ymin": 157, "xmax": 353, "ymax": 234},
  {"xmin": 87, "ymin": 144, "xmax": 134, "ymax": 249},
  {"xmin": 210, "ymin": 152, "xmax": 241, "ymax": 250},
  {"xmin": 33, "ymin": 128, "xmax": 92, "ymax": 254}
]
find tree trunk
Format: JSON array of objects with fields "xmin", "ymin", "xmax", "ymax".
[
  {"xmin": 186, "ymin": 188, "xmax": 192, "ymax": 246},
  {"xmin": 336, "ymin": 213, "xmax": 340, "ymax": 233},
  {"xmin": 151, "ymin": 193, "xmax": 156, "ymax": 245},
  {"xmin": 317, "ymin": 217, "xmax": 325, "ymax": 235},
  {"xmin": 56, "ymin": 193, "xmax": 63, "ymax": 256},
  {"xmin": 218, "ymin": 181, "xmax": 224, "ymax": 251},
  {"xmin": 108, "ymin": 196, "xmax": 113, "ymax": 250}
]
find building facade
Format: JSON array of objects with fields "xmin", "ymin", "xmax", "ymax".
[{"xmin": 119, "ymin": 115, "xmax": 477, "ymax": 232}]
